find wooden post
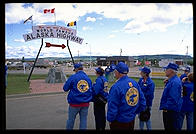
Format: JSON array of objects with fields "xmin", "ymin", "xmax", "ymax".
[
  {"xmin": 67, "ymin": 40, "xmax": 75, "ymax": 65},
  {"xmin": 27, "ymin": 38, "xmax": 44, "ymax": 82}
]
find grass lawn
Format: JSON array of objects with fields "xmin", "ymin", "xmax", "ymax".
[
  {"xmin": 6, "ymin": 74, "xmax": 47, "ymax": 95},
  {"xmin": 6, "ymin": 74, "xmax": 164, "ymax": 95}
]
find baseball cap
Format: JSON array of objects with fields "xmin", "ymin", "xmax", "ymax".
[
  {"xmin": 163, "ymin": 63, "xmax": 179, "ymax": 71},
  {"xmin": 73, "ymin": 63, "xmax": 83, "ymax": 71},
  {"xmin": 139, "ymin": 66, "xmax": 151, "ymax": 74},
  {"xmin": 95, "ymin": 67, "xmax": 104, "ymax": 74},
  {"xmin": 115, "ymin": 62, "xmax": 129, "ymax": 74},
  {"xmin": 184, "ymin": 66, "xmax": 191, "ymax": 72}
]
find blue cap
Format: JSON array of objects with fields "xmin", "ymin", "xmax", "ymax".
[
  {"xmin": 115, "ymin": 62, "xmax": 129, "ymax": 74},
  {"xmin": 184, "ymin": 66, "xmax": 190, "ymax": 72},
  {"xmin": 163, "ymin": 63, "xmax": 179, "ymax": 71},
  {"xmin": 139, "ymin": 66, "xmax": 151, "ymax": 74},
  {"xmin": 73, "ymin": 63, "xmax": 82, "ymax": 71},
  {"xmin": 95, "ymin": 67, "xmax": 102, "ymax": 73}
]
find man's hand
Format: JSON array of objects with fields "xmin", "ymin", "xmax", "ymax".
[
  {"xmin": 163, "ymin": 78, "xmax": 168, "ymax": 84},
  {"xmin": 163, "ymin": 110, "xmax": 167, "ymax": 112},
  {"xmin": 182, "ymin": 77, "xmax": 188, "ymax": 83},
  {"xmin": 64, "ymin": 91, "xmax": 69, "ymax": 95}
]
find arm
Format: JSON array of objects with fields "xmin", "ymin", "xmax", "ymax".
[
  {"xmin": 63, "ymin": 75, "xmax": 73, "ymax": 92},
  {"xmin": 93, "ymin": 78, "xmax": 102, "ymax": 95},
  {"xmin": 107, "ymin": 85, "xmax": 120, "ymax": 122},
  {"xmin": 145, "ymin": 82, "xmax": 155, "ymax": 107},
  {"xmin": 166, "ymin": 81, "xmax": 182, "ymax": 108},
  {"xmin": 135, "ymin": 84, "xmax": 146, "ymax": 114}
]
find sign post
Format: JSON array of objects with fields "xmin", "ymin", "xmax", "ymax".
[
  {"xmin": 27, "ymin": 38, "xmax": 44, "ymax": 82},
  {"xmin": 23, "ymin": 25, "xmax": 84, "ymax": 81},
  {"xmin": 66, "ymin": 40, "xmax": 75, "ymax": 64}
]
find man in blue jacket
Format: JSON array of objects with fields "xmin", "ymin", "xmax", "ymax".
[
  {"xmin": 179, "ymin": 72, "xmax": 194, "ymax": 130},
  {"xmin": 159, "ymin": 63, "xmax": 183, "ymax": 130},
  {"xmin": 180, "ymin": 66, "xmax": 190, "ymax": 80},
  {"xmin": 108, "ymin": 62, "xmax": 116, "ymax": 82},
  {"xmin": 105, "ymin": 63, "xmax": 110, "ymax": 81},
  {"xmin": 5, "ymin": 64, "xmax": 8, "ymax": 88},
  {"xmin": 107, "ymin": 62, "xmax": 146, "ymax": 130},
  {"xmin": 63, "ymin": 63, "xmax": 92, "ymax": 130},
  {"xmin": 138, "ymin": 66, "xmax": 155, "ymax": 130}
]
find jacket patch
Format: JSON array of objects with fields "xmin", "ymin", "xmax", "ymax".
[
  {"xmin": 190, "ymin": 91, "xmax": 194, "ymax": 102},
  {"xmin": 126, "ymin": 87, "xmax": 139, "ymax": 106},
  {"xmin": 77, "ymin": 80, "xmax": 89, "ymax": 93}
]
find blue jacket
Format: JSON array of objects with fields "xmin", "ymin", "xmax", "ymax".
[
  {"xmin": 92, "ymin": 76, "xmax": 109, "ymax": 100},
  {"xmin": 105, "ymin": 67, "xmax": 110, "ymax": 75},
  {"xmin": 159, "ymin": 75, "xmax": 183, "ymax": 112},
  {"xmin": 180, "ymin": 73, "xmax": 187, "ymax": 80},
  {"xmin": 5, "ymin": 65, "xmax": 8, "ymax": 76},
  {"xmin": 107, "ymin": 75, "xmax": 146, "ymax": 123},
  {"xmin": 63, "ymin": 71, "xmax": 92, "ymax": 104},
  {"xmin": 138, "ymin": 77, "xmax": 155, "ymax": 107},
  {"xmin": 181, "ymin": 82, "xmax": 194, "ymax": 112}
]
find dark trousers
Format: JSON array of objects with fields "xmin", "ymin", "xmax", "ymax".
[
  {"xmin": 110, "ymin": 120, "xmax": 135, "ymax": 130},
  {"xmin": 93, "ymin": 102, "xmax": 106, "ymax": 130},
  {"xmin": 163, "ymin": 110, "xmax": 181, "ymax": 130}
]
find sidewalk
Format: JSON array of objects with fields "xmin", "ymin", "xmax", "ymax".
[{"xmin": 29, "ymin": 79, "xmax": 64, "ymax": 94}]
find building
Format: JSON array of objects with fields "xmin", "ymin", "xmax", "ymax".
[
  {"xmin": 159, "ymin": 59, "xmax": 184, "ymax": 67},
  {"xmin": 97, "ymin": 56, "xmax": 135, "ymax": 67}
]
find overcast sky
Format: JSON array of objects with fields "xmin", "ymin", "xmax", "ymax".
[{"xmin": 5, "ymin": 3, "xmax": 193, "ymax": 59}]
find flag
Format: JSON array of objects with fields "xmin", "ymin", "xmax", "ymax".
[
  {"xmin": 44, "ymin": 8, "xmax": 55, "ymax": 13},
  {"xmin": 67, "ymin": 21, "xmax": 76, "ymax": 27},
  {"xmin": 23, "ymin": 15, "xmax": 33, "ymax": 24}
]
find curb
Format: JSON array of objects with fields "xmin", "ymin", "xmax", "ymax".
[{"xmin": 6, "ymin": 91, "xmax": 65, "ymax": 99}]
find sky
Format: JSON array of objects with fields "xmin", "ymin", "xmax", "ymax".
[{"xmin": 5, "ymin": 3, "xmax": 193, "ymax": 59}]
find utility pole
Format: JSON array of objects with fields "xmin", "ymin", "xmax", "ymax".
[
  {"xmin": 186, "ymin": 45, "xmax": 188, "ymax": 65},
  {"xmin": 90, "ymin": 44, "xmax": 91, "ymax": 68},
  {"xmin": 86, "ymin": 43, "xmax": 91, "ymax": 68},
  {"xmin": 120, "ymin": 48, "xmax": 122, "ymax": 56}
]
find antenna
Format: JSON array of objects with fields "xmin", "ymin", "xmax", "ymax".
[{"xmin": 186, "ymin": 45, "xmax": 188, "ymax": 56}]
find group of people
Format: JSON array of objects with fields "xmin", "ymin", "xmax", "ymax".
[{"xmin": 62, "ymin": 62, "xmax": 194, "ymax": 130}]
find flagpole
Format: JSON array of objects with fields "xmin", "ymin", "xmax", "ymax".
[
  {"xmin": 31, "ymin": 15, "xmax": 33, "ymax": 31},
  {"xmin": 76, "ymin": 21, "xmax": 77, "ymax": 34},
  {"xmin": 54, "ymin": 12, "xmax": 56, "ymax": 25}
]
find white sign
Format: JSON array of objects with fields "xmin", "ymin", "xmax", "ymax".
[
  {"xmin": 32, "ymin": 25, "xmax": 77, "ymax": 36},
  {"xmin": 23, "ymin": 25, "xmax": 83, "ymax": 44}
]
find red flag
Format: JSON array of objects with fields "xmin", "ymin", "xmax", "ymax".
[
  {"xmin": 44, "ymin": 8, "xmax": 55, "ymax": 13},
  {"xmin": 51, "ymin": 8, "xmax": 55, "ymax": 13}
]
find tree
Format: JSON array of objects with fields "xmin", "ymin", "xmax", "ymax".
[{"xmin": 21, "ymin": 57, "xmax": 25, "ymax": 63}]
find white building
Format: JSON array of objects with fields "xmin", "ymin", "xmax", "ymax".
[{"xmin": 159, "ymin": 59, "xmax": 184, "ymax": 67}]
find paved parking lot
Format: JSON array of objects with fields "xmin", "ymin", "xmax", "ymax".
[{"xmin": 6, "ymin": 89, "xmax": 186, "ymax": 130}]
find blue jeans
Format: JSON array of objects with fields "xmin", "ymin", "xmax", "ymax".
[
  {"xmin": 66, "ymin": 105, "xmax": 89, "ymax": 130},
  {"xmin": 139, "ymin": 107, "xmax": 152, "ymax": 130},
  {"xmin": 179, "ymin": 111, "xmax": 193, "ymax": 130},
  {"xmin": 139, "ymin": 120, "xmax": 151, "ymax": 130}
]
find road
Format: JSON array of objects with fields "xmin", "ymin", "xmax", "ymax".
[{"xmin": 6, "ymin": 89, "xmax": 186, "ymax": 130}]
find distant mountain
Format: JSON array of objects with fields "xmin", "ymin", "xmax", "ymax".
[
  {"xmin": 8, "ymin": 54, "xmax": 192, "ymax": 61},
  {"xmin": 132, "ymin": 54, "xmax": 192, "ymax": 60}
]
